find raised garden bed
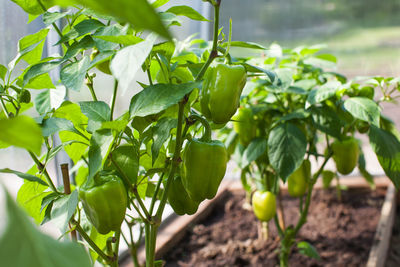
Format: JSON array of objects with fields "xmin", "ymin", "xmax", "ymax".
[{"xmin": 121, "ymin": 177, "xmax": 396, "ymax": 267}]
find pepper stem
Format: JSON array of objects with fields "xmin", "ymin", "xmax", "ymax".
[{"xmin": 189, "ymin": 114, "xmax": 212, "ymax": 142}]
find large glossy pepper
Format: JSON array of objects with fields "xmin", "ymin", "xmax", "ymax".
[
  {"xmin": 287, "ymin": 159, "xmax": 310, "ymax": 197},
  {"xmin": 232, "ymin": 106, "xmax": 256, "ymax": 146},
  {"xmin": 200, "ymin": 63, "xmax": 247, "ymax": 124},
  {"xmin": 181, "ymin": 115, "xmax": 228, "ymax": 202},
  {"xmin": 168, "ymin": 176, "xmax": 200, "ymax": 215},
  {"xmin": 252, "ymin": 190, "xmax": 276, "ymax": 222},
  {"xmin": 79, "ymin": 172, "xmax": 127, "ymax": 234},
  {"xmin": 331, "ymin": 137, "xmax": 359, "ymax": 175}
]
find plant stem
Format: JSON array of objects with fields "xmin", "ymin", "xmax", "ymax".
[
  {"xmin": 155, "ymin": 101, "xmax": 185, "ymax": 221},
  {"xmin": 149, "ymin": 173, "xmax": 164, "ymax": 216},
  {"xmin": 60, "ymin": 163, "xmax": 77, "ymax": 241},
  {"xmin": 110, "ymin": 79, "xmax": 118, "ymax": 121},
  {"xmin": 195, "ymin": 2, "xmax": 221, "ymax": 82},
  {"xmin": 0, "ymin": 97, "xmax": 10, "ymax": 118},
  {"xmin": 189, "ymin": 114, "xmax": 212, "ymax": 142},
  {"xmin": 143, "ymin": 101, "xmax": 186, "ymax": 267},
  {"xmin": 29, "ymin": 151, "xmax": 59, "ymax": 193},
  {"xmin": 293, "ymin": 153, "xmax": 332, "ymax": 235},
  {"xmin": 86, "ymin": 75, "xmax": 98, "ymax": 101},
  {"xmin": 72, "ymin": 220, "xmax": 111, "ymax": 264},
  {"xmin": 277, "ymin": 189, "xmax": 286, "ymax": 231},
  {"xmin": 277, "ymin": 153, "xmax": 332, "ymax": 267},
  {"xmin": 113, "ymin": 229, "xmax": 121, "ymax": 266}
]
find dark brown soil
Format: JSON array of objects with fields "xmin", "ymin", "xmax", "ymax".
[{"xmin": 164, "ymin": 187, "xmax": 386, "ymax": 267}]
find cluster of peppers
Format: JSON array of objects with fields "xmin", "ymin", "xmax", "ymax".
[
  {"xmin": 231, "ymin": 103, "xmax": 360, "ymax": 223},
  {"xmin": 168, "ymin": 63, "xmax": 247, "ymax": 215},
  {"xmin": 79, "ymin": 62, "xmax": 247, "ymax": 232},
  {"xmin": 78, "ymin": 60, "xmax": 361, "ymax": 233}
]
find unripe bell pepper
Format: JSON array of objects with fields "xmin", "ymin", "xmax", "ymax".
[
  {"xmin": 79, "ymin": 172, "xmax": 128, "ymax": 234},
  {"xmin": 232, "ymin": 107, "xmax": 256, "ymax": 146},
  {"xmin": 168, "ymin": 176, "xmax": 200, "ymax": 215},
  {"xmin": 331, "ymin": 137, "xmax": 359, "ymax": 175},
  {"xmin": 181, "ymin": 115, "xmax": 228, "ymax": 202},
  {"xmin": 200, "ymin": 63, "xmax": 247, "ymax": 124},
  {"xmin": 252, "ymin": 190, "xmax": 276, "ymax": 222},
  {"xmin": 287, "ymin": 159, "xmax": 310, "ymax": 197},
  {"xmin": 90, "ymin": 50, "xmax": 112, "ymax": 75}
]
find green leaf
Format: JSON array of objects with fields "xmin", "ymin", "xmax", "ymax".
[
  {"xmin": 50, "ymin": 190, "xmax": 79, "ymax": 232},
  {"xmin": 0, "ymin": 169, "xmax": 47, "ymax": 186},
  {"xmin": 297, "ymin": 241, "xmax": 320, "ymax": 260},
  {"xmin": 34, "ymin": 86, "xmax": 66, "ymax": 114},
  {"xmin": 242, "ymin": 63, "xmax": 275, "ymax": 82},
  {"xmin": 110, "ymin": 34, "xmax": 157, "ymax": 94},
  {"xmin": 0, "ymin": 64, "xmax": 7, "ymax": 81},
  {"xmin": 0, "ymin": 116, "xmax": 42, "ymax": 155},
  {"xmin": 23, "ymin": 61, "xmax": 61, "ymax": 87},
  {"xmin": 222, "ymin": 41, "xmax": 267, "ymax": 50},
  {"xmin": 166, "ymin": 6, "xmax": 209, "ymax": 21},
  {"xmin": 42, "ymin": 10, "xmax": 71, "ymax": 25},
  {"xmin": 63, "ymin": 36, "xmax": 95, "ymax": 60},
  {"xmin": 343, "ymin": 97, "xmax": 380, "ymax": 127},
  {"xmin": 151, "ymin": 117, "xmax": 177, "ymax": 165},
  {"xmin": 101, "ymin": 120, "xmax": 128, "ymax": 132},
  {"xmin": 61, "ymin": 56, "xmax": 90, "ymax": 91},
  {"xmin": 151, "ymin": 0, "xmax": 170, "ymax": 8},
  {"xmin": 54, "ymin": 101, "xmax": 88, "ymax": 131},
  {"xmin": 130, "ymin": 81, "xmax": 200, "ymax": 118},
  {"xmin": 18, "ymin": 28, "xmax": 49, "ymax": 65},
  {"xmin": 54, "ymin": 102, "xmax": 90, "ymax": 163},
  {"xmin": 306, "ymin": 81, "xmax": 342, "ymax": 106},
  {"xmin": 368, "ymin": 126, "xmax": 400, "ymax": 188},
  {"xmin": 17, "ymin": 179, "xmax": 50, "ymax": 224},
  {"xmin": 93, "ymin": 34, "xmax": 143, "ymax": 46},
  {"xmin": 310, "ymin": 106, "xmax": 343, "ymax": 139},
  {"xmin": 268, "ymin": 123, "xmax": 307, "ymax": 180},
  {"xmin": 88, "ymin": 129, "xmax": 115, "ymax": 179},
  {"xmin": 59, "ymin": 132, "xmax": 89, "ymax": 164},
  {"xmin": 66, "ymin": 0, "xmax": 171, "ymax": 39},
  {"xmin": 242, "ymin": 138, "xmax": 267, "ymax": 167},
  {"xmin": 110, "ymin": 145, "xmax": 139, "ymax": 184},
  {"xmin": 0, "ymin": 187, "xmax": 92, "ymax": 267},
  {"xmin": 93, "ymin": 24, "xmax": 129, "ymax": 51},
  {"xmin": 79, "ymin": 101, "xmax": 111, "ymax": 122},
  {"xmin": 10, "ymin": 0, "xmax": 56, "ymax": 15},
  {"xmin": 41, "ymin": 117, "xmax": 78, "ymax": 137},
  {"xmin": 57, "ymin": 19, "xmax": 104, "ymax": 44},
  {"xmin": 79, "ymin": 101, "xmax": 111, "ymax": 132}
]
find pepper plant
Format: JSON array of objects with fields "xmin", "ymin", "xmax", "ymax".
[
  {"xmin": 0, "ymin": 0, "xmax": 262, "ymax": 266},
  {"xmin": 220, "ymin": 44, "xmax": 400, "ymax": 266}
]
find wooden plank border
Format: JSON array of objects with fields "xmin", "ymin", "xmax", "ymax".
[{"xmin": 366, "ymin": 183, "xmax": 397, "ymax": 267}]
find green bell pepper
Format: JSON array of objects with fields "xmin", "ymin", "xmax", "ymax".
[
  {"xmin": 200, "ymin": 63, "xmax": 247, "ymax": 124},
  {"xmin": 232, "ymin": 106, "xmax": 256, "ymax": 146},
  {"xmin": 252, "ymin": 190, "xmax": 276, "ymax": 222},
  {"xmin": 181, "ymin": 115, "xmax": 228, "ymax": 202},
  {"xmin": 168, "ymin": 176, "xmax": 200, "ymax": 215},
  {"xmin": 79, "ymin": 172, "xmax": 128, "ymax": 234},
  {"xmin": 287, "ymin": 159, "xmax": 310, "ymax": 197},
  {"xmin": 331, "ymin": 137, "xmax": 360, "ymax": 175}
]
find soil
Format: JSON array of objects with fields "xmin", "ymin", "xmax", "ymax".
[{"xmin": 164, "ymin": 187, "xmax": 386, "ymax": 267}]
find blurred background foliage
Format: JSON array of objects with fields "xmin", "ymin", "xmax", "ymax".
[{"xmin": 219, "ymin": 0, "xmax": 400, "ymax": 76}]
